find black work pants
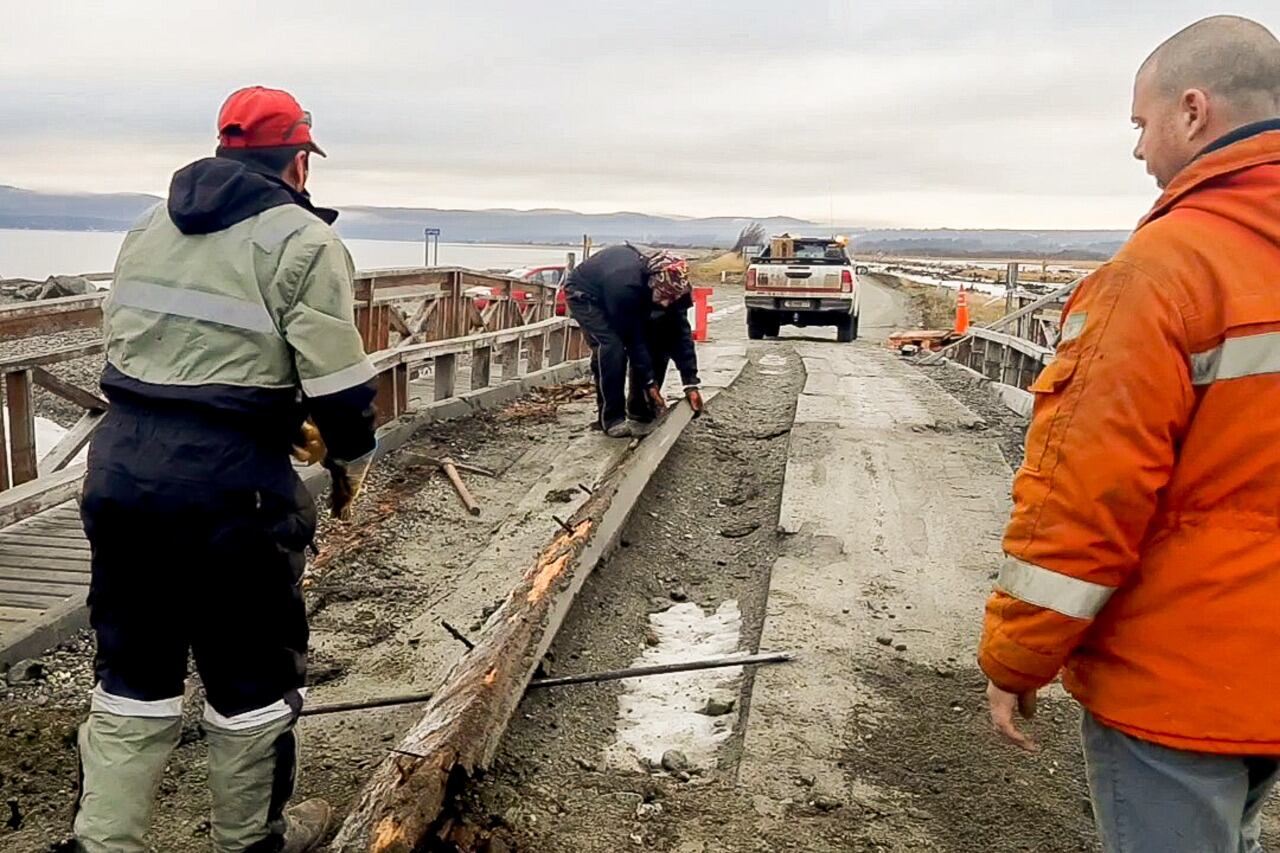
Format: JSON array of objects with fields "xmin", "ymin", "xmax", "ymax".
[
  {"xmin": 568, "ymin": 291, "xmax": 629, "ymax": 429},
  {"xmin": 80, "ymin": 466, "xmax": 314, "ymax": 720}
]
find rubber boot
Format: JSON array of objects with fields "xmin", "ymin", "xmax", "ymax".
[
  {"xmin": 605, "ymin": 420, "xmax": 634, "ymax": 438},
  {"xmin": 205, "ymin": 713, "xmax": 297, "ymax": 853},
  {"xmin": 73, "ymin": 711, "xmax": 182, "ymax": 853}
]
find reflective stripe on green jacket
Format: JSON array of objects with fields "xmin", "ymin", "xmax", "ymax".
[{"xmin": 105, "ymin": 203, "xmax": 375, "ymax": 398}]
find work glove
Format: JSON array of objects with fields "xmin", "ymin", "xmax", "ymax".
[
  {"xmin": 646, "ymin": 384, "xmax": 668, "ymax": 414},
  {"xmin": 684, "ymin": 385, "xmax": 705, "ymax": 418},
  {"xmin": 323, "ymin": 450, "xmax": 374, "ymax": 521},
  {"xmin": 290, "ymin": 420, "xmax": 328, "ymax": 466}
]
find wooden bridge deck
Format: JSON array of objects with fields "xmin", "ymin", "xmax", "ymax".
[{"xmin": 0, "ymin": 501, "xmax": 91, "ymax": 665}]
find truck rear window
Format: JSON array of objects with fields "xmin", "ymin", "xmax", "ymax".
[{"xmin": 794, "ymin": 243, "xmax": 846, "ymax": 260}]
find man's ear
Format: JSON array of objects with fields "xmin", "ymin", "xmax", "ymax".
[
  {"xmin": 1181, "ymin": 88, "xmax": 1210, "ymax": 141},
  {"xmin": 285, "ymin": 150, "xmax": 310, "ymax": 192}
]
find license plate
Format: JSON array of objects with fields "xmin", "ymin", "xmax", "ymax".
[{"xmin": 783, "ymin": 299, "xmax": 811, "ymax": 309}]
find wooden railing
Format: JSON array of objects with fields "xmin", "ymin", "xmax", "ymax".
[
  {"xmin": 927, "ymin": 276, "xmax": 1080, "ymax": 390},
  {"xmin": 0, "ymin": 267, "xmax": 590, "ymax": 500}
]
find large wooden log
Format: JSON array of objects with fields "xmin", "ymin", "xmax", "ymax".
[{"xmin": 331, "ymin": 400, "xmax": 700, "ymax": 852}]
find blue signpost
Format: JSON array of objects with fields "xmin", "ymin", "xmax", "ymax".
[{"xmin": 424, "ymin": 228, "xmax": 441, "ymax": 266}]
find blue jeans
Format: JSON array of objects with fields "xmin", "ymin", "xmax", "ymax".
[{"xmin": 1083, "ymin": 712, "xmax": 1280, "ymax": 853}]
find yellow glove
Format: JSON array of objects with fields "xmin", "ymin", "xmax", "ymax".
[
  {"xmin": 324, "ymin": 451, "xmax": 374, "ymax": 521},
  {"xmin": 291, "ymin": 420, "xmax": 328, "ymax": 466}
]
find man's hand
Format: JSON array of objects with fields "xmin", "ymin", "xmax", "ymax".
[
  {"xmin": 986, "ymin": 680, "xmax": 1039, "ymax": 752},
  {"xmin": 290, "ymin": 420, "xmax": 327, "ymax": 466},
  {"xmin": 323, "ymin": 451, "xmax": 374, "ymax": 521},
  {"xmin": 646, "ymin": 384, "xmax": 668, "ymax": 414},
  {"xmin": 684, "ymin": 385, "xmax": 704, "ymax": 418}
]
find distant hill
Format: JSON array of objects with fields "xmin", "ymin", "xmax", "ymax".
[
  {"xmin": 0, "ymin": 185, "xmax": 160, "ymax": 232},
  {"xmin": 0, "ymin": 185, "xmax": 1128, "ymax": 259}
]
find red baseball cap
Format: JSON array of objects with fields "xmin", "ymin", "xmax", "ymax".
[{"xmin": 217, "ymin": 86, "xmax": 326, "ymax": 156}]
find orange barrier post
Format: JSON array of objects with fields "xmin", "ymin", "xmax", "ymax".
[
  {"xmin": 954, "ymin": 288, "xmax": 970, "ymax": 335},
  {"xmin": 692, "ymin": 287, "xmax": 714, "ymax": 342}
]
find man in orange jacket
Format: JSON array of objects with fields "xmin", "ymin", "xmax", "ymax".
[{"xmin": 978, "ymin": 15, "xmax": 1280, "ymax": 852}]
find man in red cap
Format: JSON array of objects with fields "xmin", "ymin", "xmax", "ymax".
[{"xmin": 73, "ymin": 86, "xmax": 375, "ymax": 853}]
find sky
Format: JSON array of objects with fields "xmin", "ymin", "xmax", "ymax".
[{"xmin": 2, "ymin": 1, "xmax": 1277, "ymax": 229}]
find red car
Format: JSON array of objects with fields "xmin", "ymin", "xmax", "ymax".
[{"xmin": 474, "ymin": 265, "xmax": 568, "ymax": 314}]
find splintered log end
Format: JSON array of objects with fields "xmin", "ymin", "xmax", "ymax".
[{"xmin": 371, "ymin": 817, "xmax": 410, "ymax": 853}]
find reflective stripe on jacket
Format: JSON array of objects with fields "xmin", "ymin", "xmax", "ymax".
[{"xmin": 979, "ymin": 125, "xmax": 1280, "ymax": 754}]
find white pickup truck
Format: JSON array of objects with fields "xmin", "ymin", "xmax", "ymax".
[{"xmin": 744, "ymin": 236, "xmax": 866, "ymax": 342}]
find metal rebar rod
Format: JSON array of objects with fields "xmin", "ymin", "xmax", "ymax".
[{"xmin": 299, "ymin": 650, "xmax": 795, "ymax": 718}]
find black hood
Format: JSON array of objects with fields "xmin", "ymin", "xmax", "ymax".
[{"xmin": 167, "ymin": 157, "xmax": 339, "ymax": 236}]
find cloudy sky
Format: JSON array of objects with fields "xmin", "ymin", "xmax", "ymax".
[{"xmin": 2, "ymin": 1, "xmax": 1277, "ymax": 229}]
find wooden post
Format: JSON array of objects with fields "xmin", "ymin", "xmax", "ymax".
[
  {"xmin": 450, "ymin": 271, "xmax": 466, "ymax": 338},
  {"xmin": 527, "ymin": 332, "xmax": 546, "ymax": 373},
  {"xmin": 548, "ymin": 327, "xmax": 567, "ymax": 366},
  {"xmin": 501, "ymin": 339, "xmax": 523, "ymax": 381},
  {"xmin": 374, "ymin": 367, "xmax": 402, "ymax": 426},
  {"xmin": 0, "ymin": 391, "xmax": 9, "ymax": 492},
  {"xmin": 5, "ymin": 370, "xmax": 38, "ymax": 485},
  {"xmin": 377, "ymin": 306, "xmax": 391, "ymax": 352},
  {"xmin": 471, "ymin": 346, "xmax": 492, "ymax": 390},
  {"xmin": 395, "ymin": 364, "xmax": 409, "ymax": 415},
  {"xmin": 1005, "ymin": 262, "xmax": 1019, "ymax": 323},
  {"xmin": 434, "ymin": 354, "xmax": 457, "ymax": 401}
]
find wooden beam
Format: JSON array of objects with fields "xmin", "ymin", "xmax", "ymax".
[
  {"xmin": 0, "ymin": 466, "xmax": 85, "ymax": 530},
  {"xmin": 31, "ymin": 367, "xmax": 108, "ymax": 411},
  {"xmin": 39, "ymin": 411, "xmax": 103, "ymax": 474},
  {"xmin": 5, "ymin": 371, "xmax": 38, "ymax": 486},
  {"xmin": 0, "ymin": 293, "xmax": 106, "ymax": 343},
  {"xmin": 0, "ymin": 341, "xmax": 106, "ymax": 373},
  {"xmin": 331, "ymin": 402, "xmax": 700, "ymax": 852}
]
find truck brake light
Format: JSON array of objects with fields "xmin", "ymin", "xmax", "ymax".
[
  {"xmin": 746, "ymin": 269, "xmax": 757, "ymax": 289},
  {"xmin": 841, "ymin": 270, "xmax": 854, "ymax": 293}
]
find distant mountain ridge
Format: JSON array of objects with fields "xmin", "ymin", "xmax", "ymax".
[{"xmin": 0, "ymin": 185, "xmax": 1128, "ymax": 259}]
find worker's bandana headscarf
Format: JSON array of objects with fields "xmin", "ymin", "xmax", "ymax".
[{"xmin": 643, "ymin": 250, "xmax": 691, "ymax": 307}]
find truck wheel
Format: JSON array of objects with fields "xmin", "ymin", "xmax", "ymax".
[
  {"xmin": 747, "ymin": 309, "xmax": 765, "ymax": 340},
  {"xmin": 763, "ymin": 316, "xmax": 780, "ymax": 337},
  {"xmin": 836, "ymin": 313, "xmax": 857, "ymax": 343},
  {"xmin": 849, "ymin": 313, "xmax": 860, "ymax": 341}
]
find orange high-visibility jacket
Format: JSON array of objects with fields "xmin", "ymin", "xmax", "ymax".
[{"xmin": 979, "ymin": 125, "xmax": 1280, "ymax": 754}]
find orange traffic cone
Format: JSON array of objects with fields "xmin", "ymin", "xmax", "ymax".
[{"xmin": 954, "ymin": 288, "xmax": 971, "ymax": 335}]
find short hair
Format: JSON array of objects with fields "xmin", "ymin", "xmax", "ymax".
[
  {"xmin": 215, "ymin": 145, "xmax": 308, "ymax": 175},
  {"xmin": 1140, "ymin": 15, "xmax": 1280, "ymax": 119}
]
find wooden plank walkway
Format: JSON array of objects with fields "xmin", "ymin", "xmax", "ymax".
[{"xmin": 0, "ymin": 501, "xmax": 91, "ymax": 666}]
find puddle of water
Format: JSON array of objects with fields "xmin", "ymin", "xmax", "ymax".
[{"xmin": 603, "ymin": 600, "xmax": 743, "ymax": 772}]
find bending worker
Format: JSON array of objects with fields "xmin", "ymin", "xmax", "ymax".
[
  {"xmin": 627, "ymin": 287, "xmax": 704, "ymax": 424},
  {"xmin": 978, "ymin": 16, "xmax": 1280, "ymax": 852},
  {"xmin": 74, "ymin": 87, "xmax": 377, "ymax": 852},
  {"xmin": 563, "ymin": 243, "xmax": 695, "ymax": 436}
]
